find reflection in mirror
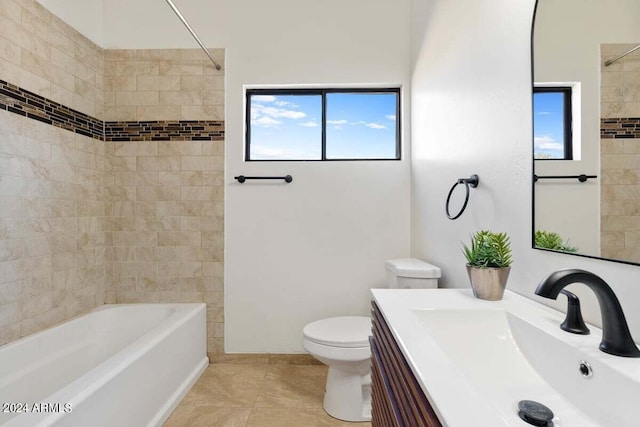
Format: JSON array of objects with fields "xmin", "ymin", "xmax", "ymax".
[{"xmin": 532, "ymin": 0, "xmax": 640, "ymax": 265}]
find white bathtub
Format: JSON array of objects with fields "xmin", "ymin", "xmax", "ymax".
[{"xmin": 0, "ymin": 304, "xmax": 208, "ymax": 427}]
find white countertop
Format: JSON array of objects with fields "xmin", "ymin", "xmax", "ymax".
[{"xmin": 371, "ymin": 288, "xmax": 640, "ymax": 427}]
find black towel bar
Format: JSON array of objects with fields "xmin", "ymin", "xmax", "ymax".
[
  {"xmin": 533, "ymin": 174, "xmax": 597, "ymax": 183},
  {"xmin": 234, "ymin": 175, "xmax": 293, "ymax": 183}
]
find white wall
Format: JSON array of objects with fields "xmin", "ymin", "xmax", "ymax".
[
  {"xmin": 410, "ymin": 0, "xmax": 640, "ymax": 341},
  {"xmin": 37, "ymin": 0, "xmax": 104, "ymax": 46},
  {"xmin": 102, "ymin": 0, "xmax": 412, "ymax": 353},
  {"xmin": 34, "ymin": 0, "xmax": 640, "ymax": 349}
]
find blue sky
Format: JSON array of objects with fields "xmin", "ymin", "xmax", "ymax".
[
  {"xmin": 533, "ymin": 92, "xmax": 566, "ymax": 159},
  {"xmin": 249, "ymin": 92, "xmax": 398, "ymax": 160}
]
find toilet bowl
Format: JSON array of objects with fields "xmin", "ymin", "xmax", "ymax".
[
  {"xmin": 302, "ymin": 316, "xmax": 372, "ymax": 422},
  {"xmin": 302, "ymin": 258, "xmax": 441, "ymax": 422}
]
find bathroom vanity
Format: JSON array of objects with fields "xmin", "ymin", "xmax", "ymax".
[
  {"xmin": 371, "ymin": 301, "xmax": 441, "ymax": 426},
  {"xmin": 370, "ymin": 289, "xmax": 640, "ymax": 427}
]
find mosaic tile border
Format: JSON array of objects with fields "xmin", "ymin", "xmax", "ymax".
[
  {"xmin": 0, "ymin": 80, "xmax": 225, "ymax": 142},
  {"xmin": 601, "ymin": 118, "xmax": 640, "ymax": 139},
  {"xmin": 0, "ymin": 79, "xmax": 103, "ymax": 139},
  {"xmin": 104, "ymin": 120, "xmax": 224, "ymax": 142}
]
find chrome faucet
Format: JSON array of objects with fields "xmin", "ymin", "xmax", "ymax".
[{"xmin": 535, "ymin": 269, "xmax": 640, "ymax": 358}]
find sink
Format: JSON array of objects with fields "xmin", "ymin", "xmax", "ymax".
[{"xmin": 372, "ymin": 289, "xmax": 640, "ymax": 426}]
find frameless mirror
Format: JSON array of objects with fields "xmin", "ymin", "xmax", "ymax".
[{"xmin": 532, "ymin": 0, "xmax": 640, "ymax": 265}]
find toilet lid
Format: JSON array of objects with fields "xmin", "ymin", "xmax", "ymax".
[{"xmin": 303, "ymin": 316, "xmax": 371, "ymax": 348}]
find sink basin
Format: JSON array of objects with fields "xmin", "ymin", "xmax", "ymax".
[{"xmin": 372, "ymin": 289, "xmax": 640, "ymax": 426}]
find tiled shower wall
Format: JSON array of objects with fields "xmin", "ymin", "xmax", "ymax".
[
  {"xmin": 600, "ymin": 44, "xmax": 640, "ymax": 263},
  {"xmin": 0, "ymin": 0, "xmax": 104, "ymax": 119},
  {"xmin": 0, "ymin": 0, "xmax": 225, "ymax": 355},
  {"xmin": 104, "ymin": 49, "xmax": 225, "ymax": 354},
  {"xmin": 0, "ymin": 0, "xmax": 107, "ymax": 346},
  {"xmin": 0, "ymin": 106, "xmax": 108, "ymax": 346}
]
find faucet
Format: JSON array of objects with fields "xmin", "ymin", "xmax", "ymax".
[
  {"xmin": 535, "ymin": 269, "xmax": 640, "ymax": 358},
  {"xmin": 559, "ymin": 289, "xmax": 590, "ymax": 335}
]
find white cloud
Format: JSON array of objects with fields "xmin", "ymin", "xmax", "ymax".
[
  {"xmin": 277, "ymin": 110, "xmax": 306, "ymax": 119},
  {"xmin": 253, "ymin": 105, "xmax": 306, "ymax": 120},
  {"xmin": 300, "ymin": 121, "xmax": 319, "ymax": 127},
  {"xmin": 385, "ymin": 114, "xmax": 396, "ymax": 121},
  {"xmin": 252, "ymin": 95, "xmax": 277, "ymax": 103},
  {"xmin": 534, "ymin": 135, "xmax": 563, "ymax": 150},
  {"xmin": 328, "ymin": 119, "xmax": 347, "ymax": 125},
  {"xmin": 366, "ymin": 123, "xmax": 387, "ymax": 130},
  {"xmin": 275, "ymin": 100, "xmax": 297, "ymax": 107},
  {"xmin": 536, "ymin": 111, "xmax": 552, "ymax": 116},
  {"xmin": 333, "ymin": 126, "xmax": 343, "ymax": 130},
  {"xmin": 349, "ymin": 120, "xmax": 387, "ymax": 130},
  {"xmin": 252, "ymin": 146, "xmax": 288, "ymax": 157},
  {"xmin": 251, "ymin": 145, "xmax": 320, "ymax": 160},
  {"xmin": 253, "ymin": 117, "xmax": 281, "ymax": 127}
]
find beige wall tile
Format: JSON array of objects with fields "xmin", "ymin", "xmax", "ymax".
[
  {"xmin": 137, "ymin": 156, "xmax": 181, "ymax": 171},
  {"xmin": 21, "ymin": 8, "xmax": 50, "ymax": 43},
  {"xmin": 181, "ymin": 156, "xmax": 223, "ymax": 171},
  {"xmin": 157, "ymin": 231, "xmax": 201, "ymax": 247},
  {"xmin": 105, "ymin": 76, "xmax": 136, "ymax": 92},
  {"xmin": 0, "ymin": 0, "xmax": 22, "ymax": 25},
  {"xmin": 0, "ymin": 38, "xmax": 226, "ymax": 353},
  {"xmin": 134, "ymin": 61, "xmax": 160, "ymax": 76},
  {"xmin": 136, "ymin": 186, "xmax": 181, "ymax": 202},
  {"xmin": 115, "ymin": 91, "xmax": 159, "ymax": 106},
  {"xmin": 181, "ymin": 186, "xmax": 224, "ymax": 201},
  {"xmin": 103, "ymin": 106, "xmax": 137, "ymax": 121},
  {"xmin": 105, "ymin": 50, "xmax": 137, "ymax": 62},
  {"xmin": 135, "ymin": 49, "xmax": 182, "ymax": 61},
  {"xmin": 0, "ymin": 35, "xmax": 21, "ymax": 64},
  {"xmin": 136, "ymin": 75, "xmax": 181, "ymax": 91},
  {"xmin": 159, "ymin": 91, "xmax": 203, "ymax": 106},
  {"xmin": 135, "ymin": 105, "xmax": 181, "ymax": 121},
  {"xmin": 0, "ymin": 57, "xmax": 51, "ymax": 98},
  {"xmin": 156, "ymin": 201, "xmax": 202, "ymax": 216},
  {"xmin": 204, "ymin": 91, "xmax": 225, "ymax": 106},
  {"xmin": 181, "ymin": 105, "xmax": 225, "ymax": 121},
  {"xmin": 159, "ymin": 60, "xmax": 204, "ymax": 76},
  {"xmin": 158, "ymin": 141, "xmax": 203, "ymax": 156}
]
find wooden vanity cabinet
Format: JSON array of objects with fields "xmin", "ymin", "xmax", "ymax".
[{"xmin": 371, "ymin": 302, "xmax": 442, "ymax": 427}]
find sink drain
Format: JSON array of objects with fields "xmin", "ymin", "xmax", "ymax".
[
  {"xmin": 518, "ymin": 400, "xmax": 554, "ymax": 426},
  {"xmin": 579, "ymin": 360, "xmax": 593, "ymax": 378}
]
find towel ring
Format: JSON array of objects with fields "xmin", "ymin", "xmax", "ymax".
[{"xmin": 445, "ymin": 174, "xmax": 479, "ymax": 220}]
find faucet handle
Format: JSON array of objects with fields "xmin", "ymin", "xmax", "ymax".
[{"xmin": 560, "ymin": 290, "xmax": 590, "ymax": 335}]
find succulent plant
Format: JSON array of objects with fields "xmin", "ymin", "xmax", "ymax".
[
  {"xmin": 463, "ymin": 230, "xmax": 513, "ymax": 268},
  {"xmin": 534, "ymin": 230, "xmax": 578, "ymax": 253}
]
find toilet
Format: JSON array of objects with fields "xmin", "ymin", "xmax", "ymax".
[{"xmin": 302, "ymin": 258, "xmax": 441, "ymax": 422}]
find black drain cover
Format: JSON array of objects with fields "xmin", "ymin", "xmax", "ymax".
[{"xmin": 518, "ymin": 400, "xmax": 554, "ymax": 426}]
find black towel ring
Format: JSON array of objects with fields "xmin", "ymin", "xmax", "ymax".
[{"xmin": 445, "ymin": 174, "xmax": 479, "ymax": 220}]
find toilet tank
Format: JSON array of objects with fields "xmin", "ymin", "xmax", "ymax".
[{"xmin": 385, "ymin": 258, "xmax": 441, "ymax": 289}]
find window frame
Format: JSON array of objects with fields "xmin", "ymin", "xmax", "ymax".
[
  {"xmin": 533, "ymin": 86, "xmax": 573, "ymax": 160},
  {"xmin": 245, "ymin": 87, "xmax": 401, "ymax": 161}
]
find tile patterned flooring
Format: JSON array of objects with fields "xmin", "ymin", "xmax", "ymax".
[{"xmin": 164, "ymin": 355, "xmax": 372, "ymax": 427}]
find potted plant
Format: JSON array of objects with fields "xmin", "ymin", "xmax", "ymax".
[
  {"xmin": 462, "ymin": 230, "xmax": 513, "ymax": 301},
  {"xmin": 534, "ymin": 230, "xmax": 578, "ymax": 253}
]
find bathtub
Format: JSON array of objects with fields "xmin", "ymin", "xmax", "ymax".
[{"xmin": 0, "ymin": 304, "xmax": 208, "ymax": 427}]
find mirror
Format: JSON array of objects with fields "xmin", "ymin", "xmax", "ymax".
[{"xmin": 532, "ymin": 0, "xmax": 640, "ymax": 265}]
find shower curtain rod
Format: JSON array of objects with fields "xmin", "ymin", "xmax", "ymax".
[
  {"xmin": 163, "ymin": 0, "xmax": 222, "ymax": 70},
  {"xmin": 604, "ymin": 44, "xmax": 640, "ymax": 67}
]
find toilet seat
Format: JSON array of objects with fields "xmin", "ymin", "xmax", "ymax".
[{"xmin": 303, "ymin": 316, "xmax": 371, "ymax": 348}]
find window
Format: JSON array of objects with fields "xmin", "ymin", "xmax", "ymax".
[
  {"xmin": 246, "ymin": 88, "xmax": 400, "ymax": 161},
  {"xmin": 533, "ymin": 86, "xmax": 573, "ymax": 160}
]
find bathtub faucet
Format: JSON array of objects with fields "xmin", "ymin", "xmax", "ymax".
[{"xmin": 535, "ymin": 269, "xmax": 640, "ymax": 358}]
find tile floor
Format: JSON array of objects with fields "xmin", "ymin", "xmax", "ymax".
[{"xmin": 164, "ymin": 354, "xmax": 372, "ymax": 427}]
